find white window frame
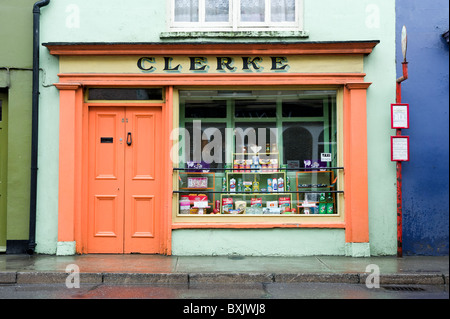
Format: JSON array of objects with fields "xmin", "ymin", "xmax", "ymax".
[{"xmin": 169, "ymin": 0, "xmax": 303, "ymax": 32}]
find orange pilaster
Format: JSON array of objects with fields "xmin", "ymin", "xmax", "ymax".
[
  {"xmin": 55, "ymin": 83, "xmax": 82, "ymax": 243},
  {"xmin": 343, "ymin": 83, "xmax": 371, "ymax": 243}
]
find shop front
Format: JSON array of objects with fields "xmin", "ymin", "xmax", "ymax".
[{"xmin": 45, "ymin": 41, "xmax": 377, "ymax": 256}]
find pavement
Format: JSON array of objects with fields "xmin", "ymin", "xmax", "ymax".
[
  {"xmin": 0, "ymin": 254, "xmax": 449, "ymax": 285},
  {"xmin": 0, "ymin": 254, "xmax": 448, "ymax": 286}
]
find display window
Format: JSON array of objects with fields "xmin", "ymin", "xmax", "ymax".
[{"xmin": 174, "ymin": 89, "xmax": 343, "ymax": 218}]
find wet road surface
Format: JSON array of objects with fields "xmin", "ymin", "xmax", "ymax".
[{"xmin": 1, "ymin": 282, "xmax": 448, "ymax": 299}]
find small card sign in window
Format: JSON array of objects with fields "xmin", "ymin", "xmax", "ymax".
[{"xmin": 321, "ymin": 153, "xmax": 332, "ymax": 162}]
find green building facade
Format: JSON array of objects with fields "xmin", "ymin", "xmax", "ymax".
[
  {"xmin": 0, "ymin": 0, "xmax": 38, "ymax": 253},
  {"xmin": 13, "ymin": 0, "xmax": 398, "ymax": 256}
]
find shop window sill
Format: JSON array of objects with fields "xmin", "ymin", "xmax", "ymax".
[{"xmin": 172, "ymin": 222, "xmax": 346, "ymax": 229}]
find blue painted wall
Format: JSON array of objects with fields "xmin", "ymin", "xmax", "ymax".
[{"xmin": 396, "ymin": 0, "xmax": 449, "ymax": 255}]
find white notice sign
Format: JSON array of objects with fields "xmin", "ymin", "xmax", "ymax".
[
  {"xmin": 391, "ymin": 136, "xmax": 409, "ymax": 161},
  {"xmin": 391, "ymin": 104, "xmax": 409, "ymax": 129},
  {"xmin": 321, "ymin": 153, "xmax": 332, "ymax": 162}
]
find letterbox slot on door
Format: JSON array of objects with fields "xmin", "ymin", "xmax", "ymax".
[{"xmin": 100, "ymin": 137, "xmax": 114, "ymax": 143}]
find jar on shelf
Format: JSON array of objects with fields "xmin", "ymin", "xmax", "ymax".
[{"xmin": 179, "ymin": 196, "xmax": 190, "ymax": 214}]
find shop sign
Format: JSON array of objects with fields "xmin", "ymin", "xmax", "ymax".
[{"xmin": 137, "ymin": 56, "xmax": 290, "ymax": 73}]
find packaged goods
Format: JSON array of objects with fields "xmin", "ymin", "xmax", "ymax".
[
  {"xmin": 233, "ymin": 160, "xmax": 239, "ymax": 172},
  {"xmin": 267, "ymin": 178, "xmax": 273, "ymax": 192},
  {"xmin": 237, "ymin": 178, "xmax": 243, "ymax": 192},
  {"xmin": 286, "ymin": 177, "xmax": 291, "ymax": 191},
  {"xmin": 252, "ymin": 180, "xmax": 260, "ymax": 192},
  {"xmin": 235, "ymin": 200, "xmax": 246, "ymax": 213},
  {"xmin": 266, "ymin": 201, "xmax": 278, "ymax": 208},
  {"xmin": 279, "ymin": 197, "xmax": 290, "ymax": 212},
  {"xmin": 251, "ymin": 198, "xmax": 262, "ymax": 207},
  {"xmin": 270, "ymin": 159, "xmax": 278, "ymax": 172},
  {"xmin": 277, "ymin": 177, "xmax": 284, "ymax": 192},
  {"xmin": 264, "ymin": 204, "xmax": 281, "ymax": 214},
  {"xmin": 230, "ymin": 178, "xmax": 236, "ymax": 192},
  {"xmin": 319, "ymin": 193, "xmax": 327, "ymax": 214},
  {"xmin": 222, "ymin": 197, "xmax": 233, "ymax": 213},
  {"xmin": 222, "ymin": 177, "xmax": 227, "ymax": 191},
  {"xmin": 272, "ymin": 178, "xmax": 278, "ymax": 191},
  {"xmin": 259, "ymin": 158, "xmax": 270, "ymax": 172},
  {"xmin": 326, "ymin": 193, "xmax": 334, "ymax": 214},
  {"xmin": 246, "ymin": 207, "xmax": 262, "ymax": 214},
  {"xmin": 188, "ymin": 194, "xmax": 207, "ymax": 204},
  {"xmin": 245, "ymin": 160, "xmax": 251, "ymax": 173},
  {"xmin": 179, "ymin": 196, "xmax": 190, "ymax": 214},
  {"xmin": 243, "ymin": 181, "xmax": 252, "ymax": 192}
]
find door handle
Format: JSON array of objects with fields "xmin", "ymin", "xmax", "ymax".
[{"xmin": 126, "ymin": 132, "xmax": 132, "ymax": 146}]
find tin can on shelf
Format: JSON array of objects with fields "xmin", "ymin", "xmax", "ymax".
[{"xmin": 252, "ymin": 180, "xmax": 260, "ymax": 192}]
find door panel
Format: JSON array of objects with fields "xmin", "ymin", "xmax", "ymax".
[
  {"xmin": 124, "ymin": 108, "xmax": 162, "ymax": 253},
  {"xmin": 87, "ymin": 106, "xmax": 162, "ymax": 254},
  {"xmin": 88, "ymin": 107, "xmax": 125, "ymax": 253},
  {"xmin": 93, "ymin": 195, "xmax": 120, "ymax": 237},
  {"xmin": 129, "ymin": 195, "xmax": 155, "ymax": 238},
  {"xmin": 95, "ymin": 113, "xmax": 120, "ymax": 180}
]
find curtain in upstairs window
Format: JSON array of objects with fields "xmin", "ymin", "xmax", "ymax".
[
  {"xmin": 205, "ymin": 0, "xmax": 229, "ymax": 22},
  {"xmin": 240, "ymin": 0, "xmax": 265, "ymax": 22},
  {"xmin": 271, "ymin": 0, "xmax": 295, "ymax": 22},
  {"xmin": 174, "ymin": 0, "xmax": 199, "ymax": 22}
]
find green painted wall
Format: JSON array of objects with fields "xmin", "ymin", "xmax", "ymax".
[
  {"xmin": 37, "ymin": 0, "xmax": 397, "ymax": 256},
  {"xmin": 0, "ymin": 0, "xmax": 37, "ymax": 252},
  {"xmin": 0, "ymin": 94, "xmax": 7, "ymax": 251}
]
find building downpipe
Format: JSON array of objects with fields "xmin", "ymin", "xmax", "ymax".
[{"xmin": 28, "ymin": 0, "xmax": 50, "ymax": 255}]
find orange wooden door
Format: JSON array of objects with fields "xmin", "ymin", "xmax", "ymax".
[
  {"xmin": 87, "ymin": 106, "xmax": 163, "ymax": 254},
  {"xmin": 123, "ymin": 107, "xmax": 162, "ymax": 253}
]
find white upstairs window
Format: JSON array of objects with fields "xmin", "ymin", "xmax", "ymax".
[{"xmin": 170, "ymin": 0, "xmax": 303, "ymax": 31}]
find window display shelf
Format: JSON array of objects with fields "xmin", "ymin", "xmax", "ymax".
[
  {"xmin": 178, "ymin": 172, "xmax": 215, "ymax": 190},
  {"xmin": 220, "ymin": 192, "xmax": 293, "ymax": 214},
  {"xmin": 173, "ymin": 167, "xmax": 343, "ymax": 216}
]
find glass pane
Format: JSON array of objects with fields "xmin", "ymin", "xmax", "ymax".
[
  {"xmin": 184, "ymin": 100, "xmax": 227, "ymax": 118},
  {"xmin": 282, "ymin": 99, "xmax": 324, "ymax": 117},
  {"xmin": 205, "ymin": 0, "xmax": 229, "ymax": 22},
  {"xmin": 283, "ymin": 122, "xmax": 324, "ymax": 168},
  {"xmin": 235, "ymin": 100, "xmax": 277, "ymax": 118},
  {"xmin": 184, "ymin": 122, "xmax": 226, "ymax": 169},
  {"xmin": 235, "ymin": 122, "xmax": 277, "ymax": 156},
  {"xmin": 174, "ymin": 0, "xmax": 199, "ymax": 22},
  {"xmin": 88, "ymin": 88, "xmax": 163, "ymax": 100},
  {"xmin": 240, "ymin": 0, "xmax": 265, "ymax": 22},
  {"xmin": 271, "ymin": 0, "xmax": 295, "ymax": 22},
  {"xmin": 180, "ymin": 91, "xmax": 227, "ymax": 118}
]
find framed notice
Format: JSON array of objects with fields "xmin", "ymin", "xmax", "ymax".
[
  {"xmin": 391, "ymin": 103, "xmax": 409, "ymax": 129},
  {"xmin": 391, "ymin": 136, "xmax": 410, "ymax": 161}
]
